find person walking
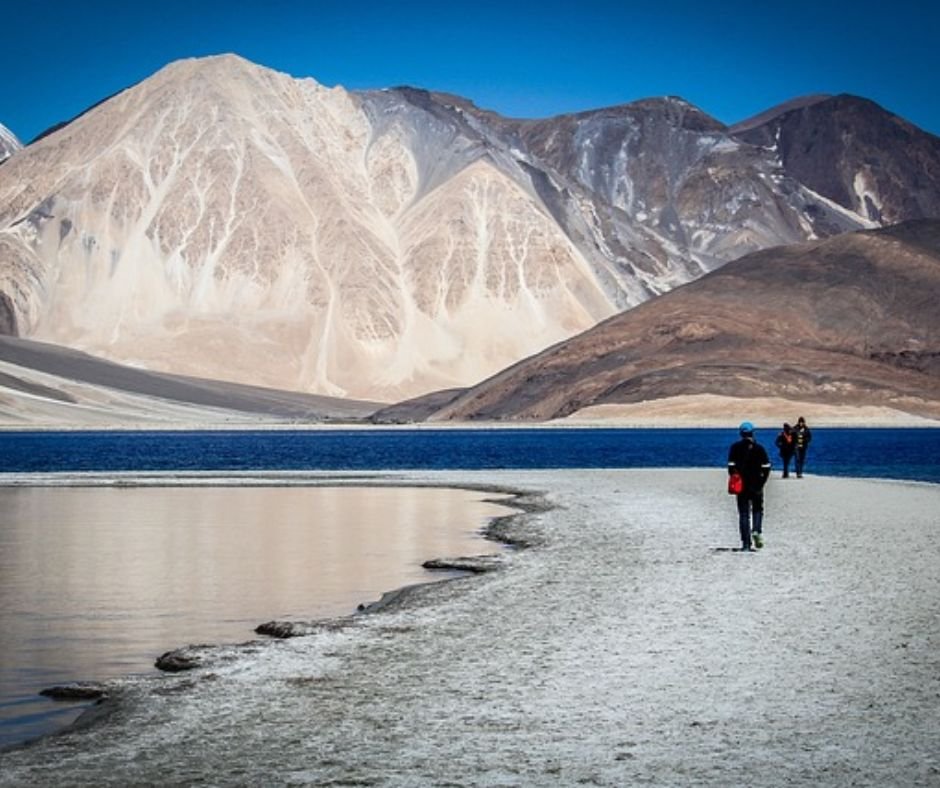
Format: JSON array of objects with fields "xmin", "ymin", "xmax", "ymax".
[
  {"xmin": 793, "ymin": 416, "xmax": 812, "ymax": 478},
  {"xmin": 728, "ymin": 421, "xmax": 772, "ymax": 551},
  {"xmin": 775, "ymin": 422, "xmax": 796, "ymax": 478}
]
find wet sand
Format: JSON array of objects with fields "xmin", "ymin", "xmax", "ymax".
[{"xmin": 0, "ymin": 469, "xmax": 938, "ymax": 786}]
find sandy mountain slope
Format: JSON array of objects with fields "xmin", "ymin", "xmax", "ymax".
[
  {"xmin": 0, "ymin": 56, "xmax": 614, "ymax": 402},
  {"xmin": 409, "ymin": 220, "xmax": 940, "ymax": 422}
]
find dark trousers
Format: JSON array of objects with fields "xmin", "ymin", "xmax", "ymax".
[
  {"xmin": 780, "ymin": 453, "xmax": 794, "ymax": 477},
  {"xmin": 795, "ymin": 448, "xmax": 808, "ymax": 477},
  {"xmin": 736, "ymin": 491, "xmax": 764, "ymax": 547}
]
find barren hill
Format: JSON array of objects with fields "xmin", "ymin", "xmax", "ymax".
[{"xmin": 406, "ymin": 221, "xmax": 940, "ymax": 422}]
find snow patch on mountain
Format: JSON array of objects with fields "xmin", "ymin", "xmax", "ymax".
[
  {"xmin": 800, "ymin": 183, "xmax": 880, "ymax": 229},
  {"xmin": 0, "ymin": 122, "xmax": 21, "ymax": 162},
  {"xmin": 853, "ymin": 170, "xmax": 884, "ymax": 221}
]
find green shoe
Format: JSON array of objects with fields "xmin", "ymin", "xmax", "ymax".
[{"xmin": 753, "ymin": 533, "xmax": 764, "ymax": 549}]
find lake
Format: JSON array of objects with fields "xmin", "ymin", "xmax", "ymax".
[{"xmin": 1, "ymin": 427, "xmax": 938, "ymax": 482}]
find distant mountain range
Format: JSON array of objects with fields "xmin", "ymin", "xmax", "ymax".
[{"xmin": 1, "ymin": 54, "xmax": 939, "ymax": 423}]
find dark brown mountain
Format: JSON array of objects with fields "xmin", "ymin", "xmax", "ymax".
[
  {"xmin": 728, "ymin": 95, "xmax": 831, "ymax": 135},
  {"xmin": 731, "ymin": 95, "xmax": 940, "ymax": 224},
  {"xmin": 403, "ymin": 220, "xmax": 940, "ymax": 422}
]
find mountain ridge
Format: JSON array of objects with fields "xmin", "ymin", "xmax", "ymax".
[{"xmin": 2, "ymin": 54, "xmax": 939, "ymax": 411}]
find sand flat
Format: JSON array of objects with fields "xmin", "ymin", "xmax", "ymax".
[{"xmin": 561, "ymin": 394, "xmax": 940, "ymax": 427}]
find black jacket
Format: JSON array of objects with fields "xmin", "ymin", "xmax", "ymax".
[
  {"xmin": 775, "ymin": 430, "xmax": 795, "ymax": 457},
  {"xmin": 794, "ymin": 426, "xmax": 812, "ymax": 450},
  {"xmin": 728, "ymin": 438, "xmax": 772, "ymax": 493}
]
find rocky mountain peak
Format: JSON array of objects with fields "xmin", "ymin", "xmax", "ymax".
[
  {"xmin": 611, "ymin": 95, "xmax": 726, "ymax": 132},
  {"xmin": 732, "ymin": 94, "xmax": 940, "ymax": 224},
  {"xmin": 728, "ymin": 94, "xmax": 832, "ymax": 135}
]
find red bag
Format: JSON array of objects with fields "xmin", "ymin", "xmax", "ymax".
[{"xmin": 728, "ymin": 472, "xmax": 743, "ymax": 495}]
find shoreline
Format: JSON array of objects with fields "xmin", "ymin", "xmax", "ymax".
[
  {"xmin": 3, "ymin": 339, "xmax": 937, "ymax": 429},
  {"xmin": 2, "ymin": 469, "xmax": 939, "ymax": 785},
  {"xmin": 3, "ymin": 394, "xmax": 939, "ymax": 432},
  {"xmin": 0, "ymin": 475, "xmax": 539, "ymax": 754},
  {"xmin": 2, "ymin": 419, "xmax": 939, "ymax": 433}
]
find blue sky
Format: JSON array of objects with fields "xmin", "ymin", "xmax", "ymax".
[{"xmin": 2, "ymin": 0, "xmax": 937, "ymax": 143}]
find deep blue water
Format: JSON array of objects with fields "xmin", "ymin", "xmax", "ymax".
[{"xmin": 1, "ymin": 428, "xmax": 938, "ymax": 483}]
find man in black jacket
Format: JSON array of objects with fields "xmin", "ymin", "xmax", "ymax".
[
  {"xmin": 728, "ymin": 421, "xmax": 772, "ymax": 551},
  {"xmin": 793, "ymin": 416, "xmax": 812, "ymax": 478}
]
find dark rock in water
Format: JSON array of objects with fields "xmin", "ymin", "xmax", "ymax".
[
  {"xmin": 155, "ymin": 644, "xmax": 216, "ymax": 672},
  {"xmin": 422, "ymin": 555, "xmax": 504, "ymax": 574},
  {"xmin": 39, "ymin": 682, "xmax": 107, "ymax": 701},
  {"xmin": 255, "ymin": 620, "xmax": 309, "ymax": 639},
  {"xmin": 255, "ymin": 618, "xmax": 351, "ymax": 639},
  {"xmin": 355, "ymin": 585, "xmax": 421, "ymax": 614},
  {"xmin": 156, "ymin": 641, "xmax": 269, "ymax": 672}
]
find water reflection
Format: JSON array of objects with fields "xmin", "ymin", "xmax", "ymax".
[{"xmin": 0, "ymin": 484, "xmax": 512, "ymax": 748}]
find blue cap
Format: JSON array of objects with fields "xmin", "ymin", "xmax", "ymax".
[{"xmin": 739, "ymin": 421, "xmax": 755, "ymax": 435}]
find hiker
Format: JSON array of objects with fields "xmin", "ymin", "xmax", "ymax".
[
  {"xmin": 794, "ymin": 416, "xmax": 812, "ymax": 478},
  {"xmin": 775, "ymin": 422, "xmax": 796, "ymax": 478},
  {"xmin": 728, "ymin": 421, "xmax": 772, "ymax": 551}
]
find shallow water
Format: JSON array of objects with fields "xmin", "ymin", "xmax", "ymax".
[{"xmin": 0, "ymin": 484, "xmax": 511, "ymax": 749}]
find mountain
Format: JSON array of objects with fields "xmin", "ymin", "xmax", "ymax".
[
  {"xmin": 397, "ymin": 221, "xmax": 940, "ymax": 422},
  {"xmin": 0, "ymin": 56, "xmax": 618, "ymax": 402},
  {"xmin": 1, "ymin": 55, "xmax": 938, "ymax": 405},
  {"xmin": 0, "ymin": 122, "xmax": 21, "ymax": 163},
  {"xmin": 727, "ymin": 95, "xmax": 832, "ymax": 135},
  {"xmin": 731, "ymin": 94, "xmax": 940, "ymax": 225},
  {"xmin": 395, "ymin": 90, "xmax": 868, "ymax": 295}
]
